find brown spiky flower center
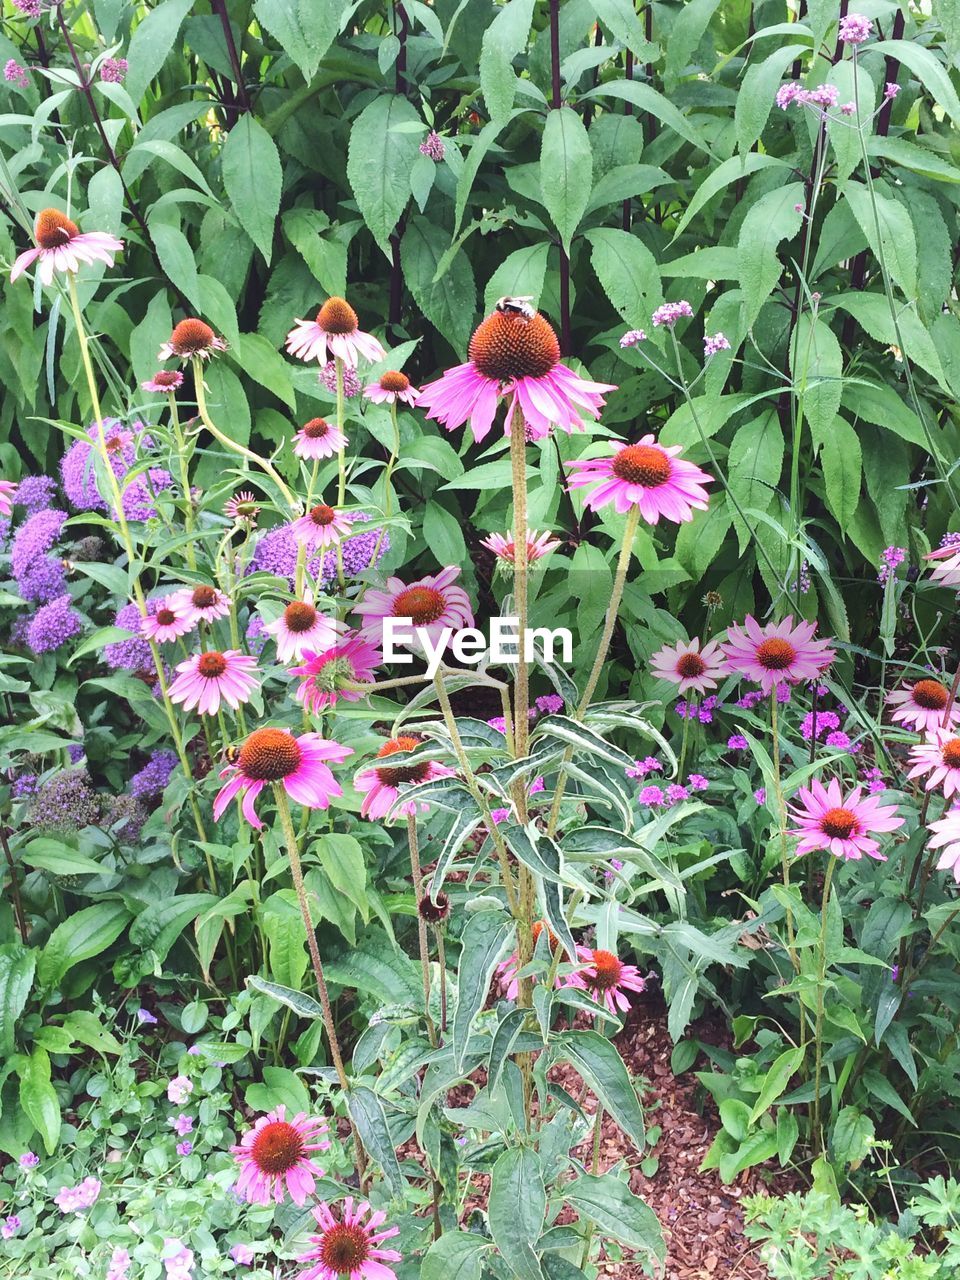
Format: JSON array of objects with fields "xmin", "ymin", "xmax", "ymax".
[
  {"xmin": 317, "ymin": 1223, "xmax": 370, "ymax": 1275},
  {"xmin": 821, "ymin": 807, "xmax": 858, "ymax": 840},
  {"xmin": 308, "ymin": 504, "xmax": 336, "ymax": 527},
  {"xmin": 249, "ymin": 1120, "xmax": 305, "ymax": 1175},
  {"xmin": 151, "ymin": 370, "xmax": 182, "ymax": 389},
  {"xmin": 392, "ymin": 586, "xmax": 446, "ymax": 626},
  {"xmin": 197, "ymin": 651, "xmax": 228, "ymax": 679},
  {"xmin": 468, "ymin": 310, "xmax": 560, "ymax": 380},
  {"xmin": 611, "ymin": 444, "xmax": 671, "ymax": 488},
  {"xmin": 755, "ymin": 638, "xmax": 797, "ymax": 671},
  {"xmin": 532, "ymin": 920, "xmax": 559, "ymax": 950},
  {"xmin": 942, "ymin": 738, "xmax": 960, "ymax": 768},
  {"xmin": 191, "ymin": 586, "xmax": 217, "ymax": 608},
  {"xmin": 171, "ymin": 318, "xmax": 215, "ymax": 356},
  {"xmin": 316, "ymin": 296, "xmax": 359, "ymax": 335},
  {"xmin": 913, "ymin": 679, "xmax": 949, "ymax": 710},
  {"xmin": 379, "ymin": 370, "xmax": 410, "ymax": 392},
  {"xmin": 156, "ymin": 608, "xmax": 177, "ymax": 626},
  {"xmin": 419, "ymin": 891, "xmax": 450, "ymax": 923},
  {"xmin": 375, "ymin": 736, "xmax": 432, "ymax": 787},
  {"xmin": 238, "ymin": 728, "xmax": 301, "ymax": 781},
  {"xmin": 303, "ymin": 418, "xmax": 330, "ymax": 439},
  {"xmin": 588, "ymin": 949, "xmax": 623, "ymax": 991},
  {"xmin": 676, "ymin": 652, "xmax": 706, "ymax": 678},
  {"xmin": 35, "ymin": 208, "xmax": 79, "ymax": 250},
  {"xmin": 284, "ymin": 602, "xmax": 318, "ymax": 633}
]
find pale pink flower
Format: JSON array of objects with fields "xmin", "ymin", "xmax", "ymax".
[
  {"xmin": 4, "ymin": 60, "xmax": 28, "ymax": 89},
  {"xmin": 213, "ymin": 728, "xmax": 351, "ymax": 830},
  {"xmin": 230, "ymin": 1244, "xmax": 255, "ymax": 1265},
  {"xmin": 291, "ymin": 502, "xmax": 353, "ymax": 551},
  {"xmin": 354, "ymin": 736, "xmax": 454, "ymax": 821},
  {"xmin": 0, "ymin": 479, "xmax": 15, "ymax": 517},
  {"xmin": 167, "ymin": 1075, "xmax": 193, "ymax": 1105},
  {"xmin": 293, "ymin": 417, "xmax": 346, "ymax": 460},
  {"xmin": 299, "ymin": 1198, "xmax": 401, "ymax": 1280},
  {"xmin": 567, "ymin": 435, "xmax": 711, "ymax": 523},
  {"xmin": 481, "ymin": 529, "xmax": 562, "ymax": 563},
  {"xmin": 292, "ymin": 633, "xmax": 381, "ymax": 712},
  {"xmin": 884, "ymin": 83, "xmax": 900, "ymax": 100},
  {"xmin": 142, "ymin": 370, "xmax": 184, "ymax": 394},
  {"xmin": 363, "ymin": 369, "xmax": 420, "ymax": 406},
  {"xmin": 703, "ymin": 333, "xmax": 731, "ymax": 357},
  {"xmin": 907, "ymin": 728, "xmax": 960, "ymax": 799},
  {"xmin": 54, "ymin": 1176, "xmax": 102, "ymax": 1213},
  {"xmin": 11, "ymin": 208, "xmax": 123, "ymax": 285},
  {"xmin": 170, "ymin": 1113, "xmax": 194, "ymax": 1137},
  {"xmin": 888, "ymin": 677, "xmax": 960, "ymax": 733},
  {"xmin": 565, "ymin": 947, "xmax": 650, "ymax": 1015},
  {"xmin": 649, "ymin": 637, "xmax": 728, "ymax": 695},
  {"xmin": 788, "ymin": 777, "xmax": 903, "ymax": 861},
  {"xmin": 838, "ymin": 12, "xmax": 872, "ymax": 43},
  {"xmin": 651, "ymin": 300, "xmax": 693, "ymax": 328},
  {"xmin": 162, "ymin": 1238, "xmax": 194, "ymax": 1280},
  {"xmin": 231, "ymin": 1105, "xmax": 329, "ymax": 1206},
  {"xmin": 285, "ymin": 296, "xmax": 385, "ymax": 368},
  {"xmin": 619, "ymin": 329, "xmax": 646, "ymax": 348},
  {"xmin": 158, "ymin": 318, "xmax": 227, "ymax": 363},
  {"xmin": 418, "ymin": 305, "xmax": 615, "ymax": 443},
  {"xmin": 927, "ymin": 809, "xmax": 960, "ymax": 883},
  {"xmin": 265, "ymin": 595, "xmax": 343, "ymax": 664},
  {"xmin": 168, "ymin": 584, "xmax": 231, "ymax": 625},
  {"xmin": 168, "ymin": 649, "xmax": 259, "ymax": 715},
  {"xmin": 141, "ymin": 597, "xmax": 196, "ymax": 645},
  {"xmin": 353, "ymin": 565, "xmax": 473, "ymax": 649},
  {"xmin": 224, "ymin": 491, "xmax": 260, "ymax": 523},
  {"xmin": 925, "ymin": 543, "xmax": 960, "ymax": 587},
  {"xmin": 723, "ymin": 615, "xmax": 836, "ymax": 693}
]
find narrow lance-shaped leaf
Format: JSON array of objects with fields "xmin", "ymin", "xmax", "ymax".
[
  {"xmin": 488, "ymin": 1146, "xmax": 546, "ymax": 1280},
  {"xmin": 540, "ymin": 107, "xmax": 593, "ymax": 255},
  {"xmin": 345, "ymin": 1084, "xmax": 406, "ymax": 1198},
  {"xmin": 556, "ymin": 1029, "xmax": 646, "ymax": 1153},
  {"xmin": 453, "ymin": 910, "xmax": 515, "ymax": 1071}
]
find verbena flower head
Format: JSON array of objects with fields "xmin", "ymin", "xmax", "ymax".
[
  {"xmin": 567, "ymin": 947, "xmax": 649, "ymax": 1014},
  {"xmin": 908, "ymin": 728, "xmax": 960, "ymax": 799},
  {"xmin": 481, "ymin": 529, "xmax": 562, "ymax": 564},
  {"xmin": 789, "ymin": 777, "xmax": 903, "ymax": 861},
  {"xmin": 11, "ymin": 208, "xmax": 123, "ymax": 284},
  {"xmin": 213, "ymin": 728, "xmax": 351, "ymax": 830},
  {"xmin": 355, "ymin": 736, "xmax": 454, "ymax": 820},
  {"xmin": 158, "ymin": 318, "xmax": 227, "ymax": 362},
  {"xmin": 231, "ymin": 1105, "xmax": 330, "ymax": 1206},
  {"xmin": 619, "ymin": 329, "xmax": 646, "ymax": 348},
  {"xmin": 651, "ymin": 300, "xmax": 693, "ymax": 328},
  {"xmin": 364, "ymin": 370, "xmax": 420, "ymax": 406},
  {"xmin": 285, "ymin": 296, "xmax": 385, "ymax": 368},
  {"xmin": 354, "ymin": 565, "xmax": 473, "ymax": 649},
  {"xmin": 141, "ymin": 596, "xmax": 196, "ymax": 645},
  {"xmin": 888, "ymin": 677, "xmax": 960, "ymax": 733},
  {"xmin": 4, "ymin": 59, "xmax": 28, "ymax": 88},
  {"xmin": 884, "ymin": 82, "xmax": 900, "ymax": 100},
  {"xmin": 11, "ymin": 0, "xmax": 41, "ymax": 15},
  {"xmin": 0, "ymin": 479, "xmax": 15, "ymax": 516},
  {"xmin": 927, "ymin": 809, "xmax": 960, "ymax": 884},
  {"xmin": 567, "ymin": 435, "xmax": 711, "ymax": 523},
  {"xmin": 291, "ymin": 502, "xmax": 353, "ymax": 551},
  {"xmin": 292, "ymin": 633, "xmax": 381, "ymax": 712},
  {"xmin": 703, "ymin": 333, "xmax": 731, "ymax": 357},
  {"xmin": 776, "ymin": 81, "xmax": 840, "ymax": 110},
  {"xmin": 169, "ymin": 650, "xmax": 259, "ymax": 715},
  {"xmin": 418, "ymin": 303, "xmax": 615, "ymax": 443},
  {"xmin": 168, "ymin": 584, "xmax": 230, "ymax": 625},
  {"xmin": 265, "ymin": 595, "xmax": 343, "ymax": 664},
  {"xmin": 99, "ymin": 56, "xmax": 128, "ymax": 83},
  {"xmin": 419, "ymin": 130, "xmax": 445, "ymax": 161},
  {"xmin": 838, "ymin": 12, "xmax": 872, "ymax": 43},
  {"xmin": 299, "ymin": 1198, "xmax": 401, "ymax": 1280},
  {"xmin": 649, "ymin": 636, "xmax": 727, "ymax": 695},
  {"xmin": 293, "ymin": 417, "xmax": 346, "ymax": 460},
  {"xmin": 723, "ymin": 615, "xmax": 835, "ymax": 693},
  {"xmin": 142, "ymin": 370, "xmax": 184, "ymax": 394}
]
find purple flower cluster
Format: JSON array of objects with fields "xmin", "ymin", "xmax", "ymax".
[
  {"xmin": 638, "ymin": 775, "xmax": 708, "ymax": 809},
  {"xmin": 14, "ymin": 474, "xmax": 57, "ymax": 514},
  {"xmin": 11, "ymin": 0, "xmax": 40, "ymax": 18},
  {"xmin": 861, "ymin": 766, "xmax": 887, "ymax": 795},
  {"xmin": 676, "ymin": 694, "xmax": 720, "ymax": 724},
  {"xmin": 4, "ymin": 59, "xmax": 29, "ymax": 88},
  {"xmin": 11, "ymin": 773, "xmax": 38, "ymax": 799},
  {"xmin": 319, "ymin": 361, "xmax": 361, "ymax": 397},
  {"xmin": 801, "ymin": 708, "xmax": 840, "ymax": 741},
  {"xmin": 27, "ymin": 593, "xmax": 82, "ymax": 653},
  {"xmin": 878, "ymin": 545, "xmax": 906, "ymax": 585},
  {"xmin": 11, "ymin": 507, "xmax": 67, "ymax": 602},
  {"xmin": 99, "ymin": 57, "xmax": 128, "ymax": 83},
  {"xmin": 838, "ymin": 12, "xmax": 872, "ymax": 44},
  {"xmin": 130, "ymin": 749, "xmax": 178, "ymax": 799},
  {"xmin": 703, "ymin": 333, "xmax": 731, "ymax": 357},
  {"xmin": 61, "ymin": 420, "xmax": 173, "ymax": 520},
  {"xmin": 30, "ymin": 769, "xmax": 102, "ymax": 832},
  {"xmin": 419, "ymin": 131, "xmax": 445, "ymax": 161},
  {"xmin": 247, "ymin": 514, "xmax": 388, "ymax": 589},
  {"xmin": 627, "ymin": 755, "xmax": 663, "ymax": 780},
  {"xmin": 651, "ymin": 301, "xmax": 694, "ymax": 328},
  {"xmin": 103, "ymin": 600, "xmax": 158, "ymax": 670},
  {"xmin": 619, "ymin": 329, "xmax": 646, "ymax": 348},
  {"xmin": 884, "ymin": 83, "xmax": 899, "ymax": 101},
  {"xmin": 736, "ymin": 689, "xmax": 765, "ymax": 710},
  {"xmin": 776, "ymin": 82, "xmax": 839, "ymax": 111}
]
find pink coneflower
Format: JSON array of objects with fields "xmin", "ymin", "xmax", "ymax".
[
  {"xmin": 140, "ymin": 597, "xmax": 195, "ymax": 645},
  {"xmin": 293, "ymin": 417, "xmax": 346, "ymax": 460},
  {"xmin": 11, "ymin": 208, "xmax": 123, "ymax": 285},
  {"xmin": 649, "ymin": 637, "xmax": 727, "ymax": 695},
  {"xmin": 354, "ymin": 736, "xmax": 454, "ymax": 821},
  {"xmin": 291, "ymin": 502, "xmax": 353, "ymax": 551},
  {"xmin": 888, "ymin": 677, "xmax": 960, "ymax": 733},
  {"xmin": 168, "ymin": 584, "xmax": 231, "ymax": 625},
  {"xmin": 0, "ymin": 479, "xmax": 15, "ymax": 517},
  {"xmin": 418, "ymin": 305, "xmax": 615, "ymax": 443},
  {"xmin": 158, "ymin": 318, "xmax": 227, "ymax": 363},
  {"xmin": 788, "ymin": 777, "xmax": 903, "ymax": 861},
  {"xmin": 224, "ymin": 491, "xmax": 260, "ymax": 523},
  {"xmin": 353, "ymin": 565, "xmax": 473, "ymax": 648},
  {"xmin": 926, "ymin": 809, "xmax": 960, "ymax": 884},
  {"xmin": 299, "ymin": 1198, "xmax": 401, "ymax": 1280},
  {"xmin": 231, "ymin": 1106, "xmax": 330, "ymax": 1206},
  {"xmin": 566, "ymin": 947, "xmax": 650, "ymax": 1015},
  {"xmin": 265, "ymin": 596, "xmax": 342, "ymax": 664},
  {"xmin": 213, "ymin": 727, "xmax": 351, "ymax": 830},
  {"xmin": 364, "ymin": 370, "xmax": 420, "ymax": 406},
  {"xmin": 723, "ymin": 615, "xmax": 836, "ymax": 693},
  {"xmin": 481, "ymin": 529, "xmax": 562, "ymax": 563},
  {"xmin": 907, "ymin": 728, "xmax": 960, "ymax": 798},
  {"xmin": 142, "ymin": 370, "xmax": 184, "ymax": 394},
  {"xmin": 168, "ymin": 650, "xmax": 259, "ymax": 715},
  {"xmin": 285, "ymin": 296, "xmax": 385, "ymax": 369},
  {"xmin": 567, "ymin": 435, "xmax": 711, "ymax": 523},
  {"xmin": 496, "ymin": 921, "xmax": 561, "ymax": 999},
  {"xmin": 292, "ymin": 633, "xmax": 381, "ymax": 712},
  {"xmin": 925, "ymin": 543, "xmax": 960, "ymax": 587}
]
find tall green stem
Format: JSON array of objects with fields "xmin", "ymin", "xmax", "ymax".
[
  {"xmin": 167, "ymin": 390, "xmax": 196, "ymax": 570},
  {"xmin": 407, "ymin": 814, "xmax": 437, "ymax": 1047},
  {"xmin": 771, "ymin": 690, "xmax": 799, "ymax": 971},
  {"xmin": 811, "ymin": 857, "xmax": 836, "ymax": 1152}
]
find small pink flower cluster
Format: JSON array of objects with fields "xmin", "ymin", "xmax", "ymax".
[
  {"xmin": 4, "ymin": 58, "xmax": 29, "ymax": 88},
  {"xmin": 838, "ymin": 12, "xmax": 873, "ymax": 44},
  {"xmin": 651, "ymin": 300, "xmax": 694, "ymax": 328},
  {"xmin": 419, "ymin": 130, "xmax": 445, "ymax": 161},
  {"xmin": 703, "ymin": 332, "xmax": 730, "ymax": 357},
  {"xmin": 619, "ymin": 328, "xmax": 647, "ymax": 347},
  {"xmin": 54, "ymin": 1175, "xmax": 102, "ymax": 1213},
  {"xmin": 878, "ymin": 545, "xmax": 907, "ymax": 585},
  {"xmin": 100, "ymin": 57, "xmax": 128, "ymax": 83},
  {"xmin": 776, "ymin": 82, "xmax": 839, "ymax": 111}
]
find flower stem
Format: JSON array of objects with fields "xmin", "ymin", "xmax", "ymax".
[
  {"xmin": 811, "ymin": 856, "xmax": 836, "ymax": 1153},
  {"xmin": 770, "ymin": 690, "xmax": 799, "ymax": 971},
  {"xmin": 167, "ymin": 391, "xmax": 197, "ymax": 570},
  {"xmin": 335, "ymin": 358, "xmax": 347, "ymax": 593},
  {"xmin": 407, "ymin": 814, "xmax": 437, "ymax": 1047}
]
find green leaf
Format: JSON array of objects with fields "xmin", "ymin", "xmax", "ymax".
[
  {"xmin": 128, "ymin": 893, "xmax": 217, "ymax": 965},
  {"xmin": 539, "ymin": 107, "xmax": 593, "ymax": 254},
  {"xmin": 124, "ymin": 0, "xmax": 195, "ymax": 104},
  {"xmin": 826, "ymin": 61, "xmax": 874, "ymax": 187},
  {"xmin": 400, "ymin": 217, "xmax": 477, "ymax": 358},
  {"xmin": 831, "ymin": 1105, "xmax": 874, "ymax": 1168},
  {"xmin": 0, "ymin": 944, "xmax": 35, "ymax": 1058},
  {"xmin": 346, "ymin": 1084, "xmax": 406, "ymax": 1198},
  {"xmin": 749, "ymin": 1045, "xmax": 804, "ymax": 1123},
  {"xmin": 313, "ymin": 833, "xmax": 369, "ymax": 919},
  {"xmin": 820, "ymin": 416, "xmax": 861, "ymax": 527},
  {"xmin": 453, "ymin": 910, "xmax": 515, "ymax": 1071},
  {"xmin": 565, "ymin": 1174, "xmax": 664, "ymax": 1263},
  {"xmin": 484, "ymin": 243, "xmax": 550, "ymax": 316},
  {"xmin": 19, "ymin": 1047, "xmax": 60, "ymax": 1154},
  {"xmin": 585, "ymin": 228, "xmax": 661, "ymax": 327},
  {"xmin": 873, "ymin": 39, "xmax": 960, "ymax": 126},
  {"xmin": 233, "ymin": 333, "xmax": 295, "ymax": 410},
  {"xmin": 664, "ymin": 0, "xmax": 721, "ymax": 88},
  {"xmin": 479, "ymin": 0, "xmax": 535, "ymax": 120},
  {"xmin": 736, "ymin": 46, "xmax": 809, "ymax": 153},
  {"xmin": 422, "ymin": 1232, "xmax": 491, "ymax": 1280},
  {"xmin": 221, "ymin": 115, "xmax": 282, "ymax": 264},
  {"xmin": 283, "ymin": 208, "xmax": 347, "ymax": 297},
  {"xmin": 671, "ymin": 154, "xmax": 787, "ymax": 241},
  {"xmin": 591, "ymin": 0, "xmax": 657, "ymax": 58},
  {"xmin": 347, "ymin": 94, "xmax": 422, "ymax": 257},
  {"xmin": 38, "ymin": 902, "xmax": 131, "ymax": 988},
  {"xmin": 246, "ymin": 1064, "xmax": 311, "ymax": 1115},
  {"xmin": 727, "ymin": 412, "xmax": 784, "ymax": 554},
  {"xmin": 323, "ymin": 943, "xmax": 423, "ymax": 1006},
  {"xmin": 556, "ymin": 1029, "xmax": 645, "ymax": 1152},
  {"xmin": 791, "ymin": 315, "xmax": 843, "ymax": 452},
  {"xmin": 245, "ymin": 975, "xmax": 324, "ymax": 1020},
  {"xmin": 844, "ymin": 183, "xmax": 917, "ymax": 300},
  {"xmin": 254, "ymin": 0, "xmax": 322, "ymax": 80},
  {"xmin": 833, "ymin": 293, "xmax": 948, "ymax": 391},
  {"xmin": 582, "ymin": 80, "xmax": 713, "ymax": 156},
  {"xmin": 20, "ymin": 840, "xmax": 105, "ymax": 877},
  {"xmin": 489, "ymin": 1146, "xmax": 546, "ymax": 1280},
  {"xmin": 737, "ymin": 184, "xmax": 804, "ymax": 327}
]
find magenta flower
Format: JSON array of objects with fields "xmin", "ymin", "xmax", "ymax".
[
  {"xmin": 353, "ymin": 565, "xmax": 473, "ymax": 649},
  {"xmin": 364, "ymin": 370, "xmax": 420, "ymax": 406},
  {"xmin": 651, "ymin": 300, "xmax": 693, "ymax": 328},
  {"xmin": 291, "ymin": 502, "xmax": 353, "ymax": 552},
  {"xmin": 171, "ymin": 1113, "xmax": 194, "ymax": 1137},
  {"xmin": 354, "ymin": 736, "xmax": 454, "ymax": 821},
  {"xmin": 265, "ymin": 595, "xmax": 343, "ymax": 664},
  {"xmin": 419, "ymin": 130, "xmax": 446, "ymax": 161},
  {"xmin": 158, "ymin": 318, "xmax": 227, "ymax": 363},
  {"xmin": 888, "ymin": 677, "xmax": 960, "ymax": 733},
  {"xmin": 168, "ymin": 649, "xmax": 259, "ymax": 715},
  {"xmin": 293, "ymin": 417, "xmax": 346, "ymax": 461},
  {"xmin": 224, "ymin": 491, "xmax": 261, "ymax": 523},
  {"xmin": 838, "ymin": 12, "xmax": 872, "ymax": 43},
  {"xmin": 884, "ymin": 82, "xmax": 900, "ymax": 100},
  {"xmin": 230, "ymin": 1244, "xmax": 255, "ymax": 1265},
  {"xmin": 567, "ymin": 435, "xmax": 711, "ymax": 523},
  {"xmin": 11, "ymin": 208, "xmax": 123, "ymax": 285},
  {"xmin": 788, "ymin": 777, "xmax": 903, "ymax": 861},
  {"xmin": 292, "ymin": 633, "xmax": 382, "ymax": 712},
  {"xmin": 231, "ymin": 1105, "xmax": 329, "ymax": 1206},
  {"xmin": 496, "ymin": 921, "xmax": 562, "ymax": 999},
  {"xmin": 649, "ymin": 636, "xmax": 727, "ymax": 695},
  {"xmin": 142, "ymin": 370, "xmax": 184, "ymax": 394},
  {"xmin": 723, "ymin": 615, "xmax": 835, "ymax": 693},
  {"xmin": 1, "ymin": 1215, "xmax": 20, "ymax": 1239},
  {"xmin": 481, "ymin": 529, "xmax": 563, "ymax": 563},
  {"xmin": 54, "ymin": 1176, "xmax": 102, "ymax": 1213},
  {"xmin": 285, "ymin": 296, "xmax": 385, "ymax": 369},
  {"xmin": 418, "ymin": 304, "xmax": 615, "ymax": 443},
  {"xmin": 168, "ymin": 584, "xmax": 231, "ymax": 625},
  {"xmin": 0, "ymin": 479, "xmax": 15, "ymax": 517},
  {"xmin": 566, "ymin": 947, "xmax": 650, "ymax": 1015},
  {"xmin": 925, "ymin": 543, "xmax": 960, "ymax": 587},
  {"xmin": 619, "ymin": 329, "xmax": 646, "ymax": 348},
  {"xmin": 19, "ymin": 1152, "xmax": 39, "ymax": 1169},
  {"xmin": 4, "ymin": 59, "xmax": 28, "ymax": 88},
  {"xmin": 299, "ymin": 1198, "xmax": 401, "ymax": 1280},
  {"xmin": 213, "ymin": 728, "xmax": 351, "ymax": 830},
  {"xmin": 927, "ymin": 809, "xmax": 960, "ymax": 884},
  {"xmin": 141, "ymin": 597, "xmax": 196, "ymax": 645},
  {"xmin": 99, "ymin": 56, "xmax": 128, "ymax": 83},
  {"xmin": 703, "ymin": 333, "xmax": 731, "ymax": 357},
  {"xmin": 908, "ymin": 728, "xmax": 960, "ymax": 798}
]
